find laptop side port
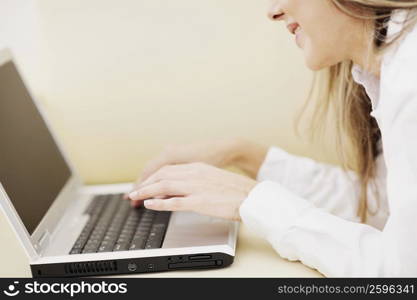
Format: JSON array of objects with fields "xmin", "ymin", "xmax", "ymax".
[
  {"xmin": 188, "ymin": 254, "xmax": 212, "ymax": 260},
  {"xmin": 168, "ymin": 260, "xmax": 217, "ymax": 269}
]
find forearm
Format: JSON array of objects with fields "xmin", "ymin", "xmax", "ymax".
[
  {"xmin": 248, "ymin": 146, "xmax": 375, "ymax": 222},
  {"xmin": 228, "ymin": 138, "xmax": 269, "ymax": 179},
  {"xmin": 239, "ymin": 181, "xmax": 397, "ymax": 277}
]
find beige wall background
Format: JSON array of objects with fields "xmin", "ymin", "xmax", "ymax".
[
  {"xmin": 3, "ymin": 0, "xmax": 343, "ymax": 185},
  {"xmin": 32, "ymin": 0, "xmax": 340, "ymax": 184},
  {"xmin": 0, "ymin": 0, "xmax": 348, "ymax": 194}
]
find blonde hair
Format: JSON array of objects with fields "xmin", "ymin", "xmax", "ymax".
[{"xmin": 302, "ymin": 0, "xmax": 417, "ymax": 221}]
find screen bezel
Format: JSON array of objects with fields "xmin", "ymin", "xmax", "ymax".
[{"xmin": 0, "ymin": 48, "xmax": 82, "ymax": 259}]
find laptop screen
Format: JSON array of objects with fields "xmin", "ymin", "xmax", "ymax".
[{"xmin": 0, "ymin": 60, "xmax": 71, "ymax": 234}]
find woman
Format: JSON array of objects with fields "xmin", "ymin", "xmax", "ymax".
[{"xmin": 128, "ymin": 0, "xmax": 417, "ymax": 276}]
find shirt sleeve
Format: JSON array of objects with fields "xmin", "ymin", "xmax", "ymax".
[
  {"xmin": 240, "ymin": 21, "xmax": 417, "ymax": 277},
  {"xmin": 256, "ymin": 146, "xmax": 366, "ymax": 222},
  {"xmin": 240, "ymin": 181, "xmax": 388, "ymax": 277}
]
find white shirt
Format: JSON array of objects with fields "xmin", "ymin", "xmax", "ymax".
[{"xmin": 240, "ymin": 11, "xmax": 417, "ymax": 277}]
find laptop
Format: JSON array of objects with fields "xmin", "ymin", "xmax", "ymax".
[{"xmin": 0, "ymin": 49, "xmax": 238, "ymax": 277}]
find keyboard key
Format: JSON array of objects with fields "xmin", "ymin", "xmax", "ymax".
[
  {"xmin": 145, "ymin": 239, "xmax": 162, "ymax": 249},
  {"xmin": 82, "ymin": 249, "xmax": 97, "ymax": 254},
  {"xmin": 70, "ymin": 248, "xmax": 81, "ymax": 254},
  {"xmin": 98, "ymin": 244, "xmax": 114, "ymax": 252},
  {"xmin": 129, "ymin": 237, "xmax": 147, "ymax": 250},
  {"xmin": 144, "ymin": 235, "xmax": 164, "ymax": 249},
  {"xmin": 113, "ymin": 242, "xmax": 129, "ymax": 251}
]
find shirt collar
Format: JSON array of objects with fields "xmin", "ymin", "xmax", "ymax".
[
  {"xmin": 350, "ymin": 9, "xmax": 408, "ymax": 111},
  {"xmin": 351, "ymin": 63, "xmax": 380, "ymax": 110},
  {"xmin": 352, "ymin": 9, "xmax": 408, "ymax": 110}
]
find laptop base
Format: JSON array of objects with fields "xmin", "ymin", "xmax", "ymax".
[{"xmin": 30, "ymin": 252, "xmax": 234, "ymax": 277}]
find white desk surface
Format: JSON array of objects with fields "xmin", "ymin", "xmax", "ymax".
[{"xmin": 0, "ymin": 211, "xmax": 322, "ymax": 278}]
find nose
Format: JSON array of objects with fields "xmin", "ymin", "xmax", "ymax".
[{"xmin": 267, "ymin": 1, "xmax": 284, "ymax": 21}]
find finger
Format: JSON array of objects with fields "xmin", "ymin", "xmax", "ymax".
[
  {"xmin": 124, "ymin": 180, "xmax": 143, "ymax": 199},
  {"xmin": 125, "ymin": 162, "xmax": 170, "ymax": 198},
  {"xmin": 130, "ymin": 195, "xmax": 168, "ymax": 207},
  {"xmin": 144, "ymin": 197, "xmax": 189, "ymax": 212},
  {"xmin": 129, "ymin": 180, "xmax": 191, "ymax": 201},
  {"xmin": 137, "ymin": 164, "xmax": 194, "ymax": 188},
  {"xmin": 139, "ymin": 156, "xmax": 171, "ymax": 182}
]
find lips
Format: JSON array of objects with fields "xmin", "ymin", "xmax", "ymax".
[{"xmin": 286, "ymin": 22, "xmax": 300, "ymax": 35}]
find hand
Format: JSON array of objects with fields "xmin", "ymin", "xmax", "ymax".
[
  {"xmin": 128, "ymin": 162, "xmax": 258, "ymax": 221},
  {"xmin": 124, "ymin": 138, "xmax": 246, "ymax": 199},
  {"xmin": 125, "ymin": 138, "xmax": 267, "ymax": 199},
  {"xmin": 139, "ymin": 139, "xmax": 243, "ymax": 182}
]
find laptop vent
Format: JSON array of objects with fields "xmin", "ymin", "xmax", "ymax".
[{"xmin": 64, "ymin": 260, "xmax": 118, "ymax": 275}]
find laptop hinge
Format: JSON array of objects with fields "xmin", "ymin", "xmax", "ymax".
[{"xmin": 36, "ymin": 230, "xmax": 51, "ymax": 256}]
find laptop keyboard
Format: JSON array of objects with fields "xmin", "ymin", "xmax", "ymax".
[{"xmin": 69, "ymin": 193, "xmax": 171, "ymax": 254}]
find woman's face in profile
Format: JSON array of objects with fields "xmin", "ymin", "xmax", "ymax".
[{"xmin": 268, "ymin": 0, "xmax": 365, "ymax": 70}]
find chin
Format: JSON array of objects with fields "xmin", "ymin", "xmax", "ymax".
[
  {"xmin": 302, "ymin": 43, "xmax": 331, "ymax": 71},
  {"xmin": 305, "ymin": 60, "xmax": 324, "ymax": 71},
  {"xmin": 304, "ymin": 58, "xmax": 324, "ymax": 71},
  {"xmin": 304, "ymin": 52, "xmax": 330, "ymax": 71}
]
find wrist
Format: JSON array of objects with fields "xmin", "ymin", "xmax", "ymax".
[
  {"xmin": 232, "ymin": 139, "xmax": 268, "ymax": 178},
  {"xmin": 219, "ymin": 138, "xmax": 248, "ymax": 167},
  {"xmin": 235, "ymin": 177, "xmax": 258, "ymax": 222}
]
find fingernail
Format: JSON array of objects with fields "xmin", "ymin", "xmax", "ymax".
[
  {"xmin": 129, "ymin": 191, "xmax": 139, "ymax": 199},
  {"xmin": 144, "ymin": 200, "xmax": 154, "ymax": 207}
]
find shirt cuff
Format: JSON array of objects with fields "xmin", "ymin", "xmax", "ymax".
[
  {"xmin": 256, "ymin": 146, "xmax": 293, "ymax": 183},
  {"xmin": 239, "ymin": 180, "xmax": 314, "ymax": 242}
]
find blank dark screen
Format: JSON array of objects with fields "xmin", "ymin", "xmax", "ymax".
[{"xmin": 0, "ymin": 61, "xmax": 71, "ymax": 234}]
